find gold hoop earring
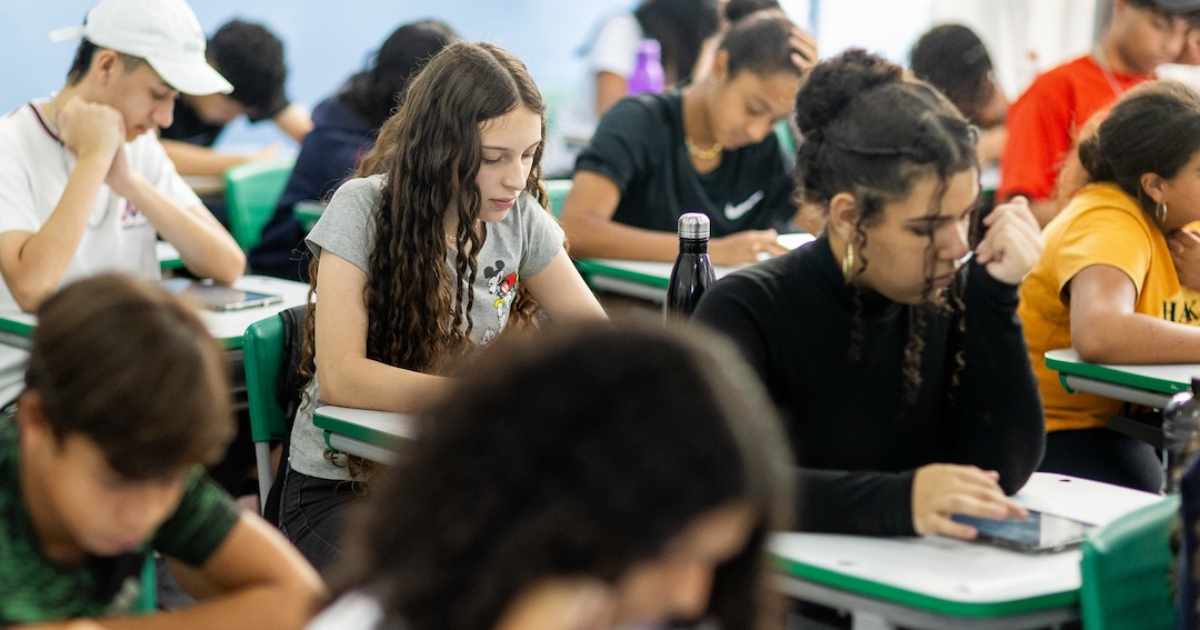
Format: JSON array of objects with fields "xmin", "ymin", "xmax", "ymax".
[
  {"xmin": 842, "ymin": 242, "xmax": 855, "ymax": 284},
  {"xmin": 1157, "ymin": 201, "xmax": 1169, "ymax": 224}
]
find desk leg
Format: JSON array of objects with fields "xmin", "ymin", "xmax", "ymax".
[{"xmin": 852, "ymin": 612, "xmax": 896, "ymax": 630}]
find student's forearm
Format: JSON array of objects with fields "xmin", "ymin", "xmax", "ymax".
[
  {"xmin": 560, "ymin": 213, "xmax": 678, "ymax": 262},
  {"xmin": 956, "ymin": 265, "xmax": 1044, "ymax": 494},
  {"xmin": 319, "ymin": 355, "xmax": 453, "ymax": 415},
  {"xmin": 160, "ymin": 140, "xmax": 250, "ymax": 177},
  {"xmin": 4, "ymin": 155, "xmax": 110, "ymax": 311},
  {"xmin": 272, "ymin": 104, "xmax": 313, "ymax": 143},
  {"xmin": 123, "ymin": 179, "xmax": 245, "ymax": 283},
  {"xmin": 1073, "ymin": 311, "xmax": 1200, "ymax": 364},
  {"xmin": 87, "ymin": 587, "xmax": 317, "ymax": 630}
]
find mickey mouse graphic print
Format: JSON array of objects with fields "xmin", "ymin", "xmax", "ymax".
[{"xmin": 303, "ymin": 174, "xmax": 564, "ymax": 352}]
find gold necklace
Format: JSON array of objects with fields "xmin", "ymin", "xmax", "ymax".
[{"xmin": 685, "ymin": 136, "xmax": 723, "ymax": 160}]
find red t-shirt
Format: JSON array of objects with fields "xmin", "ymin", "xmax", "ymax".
[{"xmin": 999, "ymin": 55, "xmax": 1150, "ymax": 202}]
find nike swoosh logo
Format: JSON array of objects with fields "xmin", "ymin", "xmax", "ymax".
[{"xmin": 724, "ymin": 190, "xmax": 764, "ymax": 221}]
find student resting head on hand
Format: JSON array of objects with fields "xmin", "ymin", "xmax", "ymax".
[
  {"xmin": 559, "ymin": 11, "xmax": 816, "ymax": 266},
  {"xmin": 1019, "ymin": 79, "xmax": 1200, "ymax": 492}
]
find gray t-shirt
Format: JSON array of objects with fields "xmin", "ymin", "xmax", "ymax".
[{"xmin": 290, "ymin": 174, "xmax": 565, "ymax": 480}]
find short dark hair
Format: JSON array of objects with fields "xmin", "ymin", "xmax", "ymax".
[
  {"xmin": 327, "ymin": 323, "xmax": 795, "ymax": 630},
  {"xmin": 720, "ymin": 10, "xmax": 806, "ymax": 80},
  {"xmin": 1079, "ymin": 80, "xmax": 1200, "ymax": 218},
  {"xmin": 635, "ymin": 0, "xmax": 722, "ymax": 83},
  {"xmin": 24, "ymin": 274, "xmax": 233, "ymax": 480},
  {"xmin": 66, "ymin": 39, "xmax": 146, "ymax": 85},
  {"xmin": 724, "ymin": 0, "xmax": 781, "ymax": 24},
  {"xmin": 207, "ymin": 19, "xmax": 288, "ymax": 119},
  {"xmin": 794, "ymin": 49, "xmax": 976, "ymax": 222},
  {"xmin": 909, "ymin": 24, "xmax": 994, "ymax": 125},
  {"xmin": 1127, "ymin": 0, "xmax": 1195, "ymax": 16},
  {"xmin": 339, "ymin": 20, "xmax": 460, "ymax": 130}
]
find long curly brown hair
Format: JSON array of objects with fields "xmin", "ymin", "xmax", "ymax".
[{"xmin": 300, "ymin": 42, "xmax": 550, "ymax": 475}]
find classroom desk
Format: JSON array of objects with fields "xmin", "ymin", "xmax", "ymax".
[
  {"xmin": 183, "ymin": 174, "xmax": 225, "ymax": 197},
  {"xmin": 577, "ymin": 232, "xmax": 816, "ymax": 304},
  {"xmin": 0, "ymin": 275, "xmax": 310, "ymax": 350},
  {"xmin": 771, "ymin": 472, "xmax": 1163, "ymax": 630},
  {"xmin": 312, "ymin": 405, "xmax": 415, "ymax": 465},
  {"xmin": 1045, "ymin": 348, "xmax": 1200, "ymax": 491},
  {"xmin": 157, "ymin": 241, "xmax": 184, "ymax": 270},
  {"xmin": 1045, "ymin": 347, "xmax": 1196, "ymax": 410}
]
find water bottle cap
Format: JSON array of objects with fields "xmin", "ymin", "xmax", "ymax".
[
  {"xmin": 638, "ymin": 39, "xmax": 661, "ymax": 57},
  {"xmin": 678, "ymin": 212, "xmax": 710, "ymax": 239}
]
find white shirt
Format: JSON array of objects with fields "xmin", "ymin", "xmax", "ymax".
[
  {"xmin": 0, "ymin": 99, "xmax": 202, "ymax": 404},
  {"xmin": 543, "ymin": 12, "xmax": 643, "ymax": 177},
  {"xmin": 305, "ymin": 592, "xmax": 384, "ymax": 630},
  {"xmin": 0, "ymin": 100, "xmax": 201, "ymax": 311}
]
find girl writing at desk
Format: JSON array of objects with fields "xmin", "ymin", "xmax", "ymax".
[
  {"xmin": 277, "ymin": 42, "xmax": 606, "ymax": 570},
  {"xmin": 694, "ymin": 50, "xmax": 1046, "ymax": 539},
  {"xmin": 559, "ymin": 11, "xmax": 817, "ymax": 266},
  {"xmin": 1019, "ymin": 81, "xmax": 1200, "ymax": 492}
]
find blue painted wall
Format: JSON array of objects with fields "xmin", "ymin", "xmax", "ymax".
[{"xmin": 0, "ymin": 0, "xmax": 638, "ymax": 145}]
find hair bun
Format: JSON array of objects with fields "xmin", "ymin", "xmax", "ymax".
[{"xmin": 793, "ymin": 48, "xmax": 903, "ymax": 136}]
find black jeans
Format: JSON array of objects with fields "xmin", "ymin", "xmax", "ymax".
[
  {"xmin": 1039, "ymin": 428, "xmax": 1162, "ymax": 492},
  {"xmin": 277, "ymin": 464, "xmax": 364, "ymax": 572}
]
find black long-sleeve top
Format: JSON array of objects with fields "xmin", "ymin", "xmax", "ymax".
[{"xmin": 693, "ymin": 236, "xmax": 1045, "ymax": 536}]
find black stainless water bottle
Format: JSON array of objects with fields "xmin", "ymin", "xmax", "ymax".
[{"xmin": 665, "ymin": 213, "xmax": 715, "ymax": 320}]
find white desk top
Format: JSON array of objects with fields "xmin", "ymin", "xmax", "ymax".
[
  {"xmin": 580, "ymin": 233, "xmax": 816, "ymax": 302},
  {"xmin": 1045, "ymin": 348, "xmax": 1199, "ymax": 389},
  {"xmin": 313, "ymin": 405, "xmax": 417, "ymax": 439},
  {"xmin": 0, "ymin": 275, "xmax": 310, "ymax": 347},
  {"xmin": 771, "ymin": 473, "xmax": 1163, "ymax": 607},
  {"xmin": 156, "ymin": 241, "xmax": 181, "ymax": 265},
  {"xmin": 589, "ymin": 232, "xmax": 815, "ymax": 280}
]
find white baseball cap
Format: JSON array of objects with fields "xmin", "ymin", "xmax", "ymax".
[{"xmin": 49, "ymin": 0, "xmax": 232, "ymax": 96}]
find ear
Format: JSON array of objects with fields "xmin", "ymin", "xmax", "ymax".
[
  {"xmin": 15, "ymin": 390, "xmax": 54, "ymax": 453},
  {"xmin": 710, "ymin": 50, "xmax": 730, "ymax": 84},
  {"xmin": 91, "ymin": 49, "xmax": 120, "ymax": 85},
  {"xmin": 1111, "ymin": 0, "xmax": 1129, "ymax": 22},
  {"xmin": 1141, "ymin": 172, "xmax": 1166, "ymax": 205},
  {"xmin": 827, "ymin": 192, "xmax": 862, "ymax": 243}
]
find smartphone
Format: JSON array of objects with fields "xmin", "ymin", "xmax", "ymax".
[
  {"xmin": 950, "ymin": 510, "xmax": 1095, "ymax": 553},
  {"xmin": 161, "ymin": 278, "xmax": 284, "ymax": 312}
]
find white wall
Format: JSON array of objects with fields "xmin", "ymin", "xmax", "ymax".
[{"xmin": 930, "ymin": 0, "xmax": 1097, "ymax": 98}]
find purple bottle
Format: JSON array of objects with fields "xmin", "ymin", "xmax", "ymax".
[{"xmin": 627, "ymin": 39, "xmax": 665, "ymax": 95}]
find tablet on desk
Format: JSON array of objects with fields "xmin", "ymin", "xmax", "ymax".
[
  {"xmin": 951, "ymin": 510, "xmax": 1094, "ymax": 553},
  {"xmin": 161, "ymin": 278, "xmax": 284, "ymax": 312}
]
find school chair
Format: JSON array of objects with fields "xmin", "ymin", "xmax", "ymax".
[
  {"xmin": 243, "ymin": 306, "xmax": 307, "ymax": 513},
  {"xmin": 774, "ymin": 119, "xmax": 797, "ymax": 156},
  {"xmin": 1079, "ymin": 495, "xmax": 1181, "ymax": 630},
  {"xmin": 134, "ymin": 556, "xmax": 156, "ymax": 613},
  {"xmin": 540, "ymin": 83, "xmax": 571, "ymax": 135},
  {"xmin": 546, "ymin": 179, "xmax": 572, "ymax": 218},
  {"xmin": 224, "ymin": 156, "xmax": 297, "ymax": 252}
]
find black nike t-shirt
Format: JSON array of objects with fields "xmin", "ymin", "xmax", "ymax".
[{"xmin": 575, "ymin": 91, "xmax": 796, "ymax": 237}]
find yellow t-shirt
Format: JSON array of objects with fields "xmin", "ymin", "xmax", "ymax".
[{"xmin": 1019, "ymin": 182, "xmax": 1200, "ymax": 432}]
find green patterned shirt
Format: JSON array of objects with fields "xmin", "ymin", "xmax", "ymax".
[{"xmin": 0, "ymin": 416, "xmax": 240, "ymax": 623}]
